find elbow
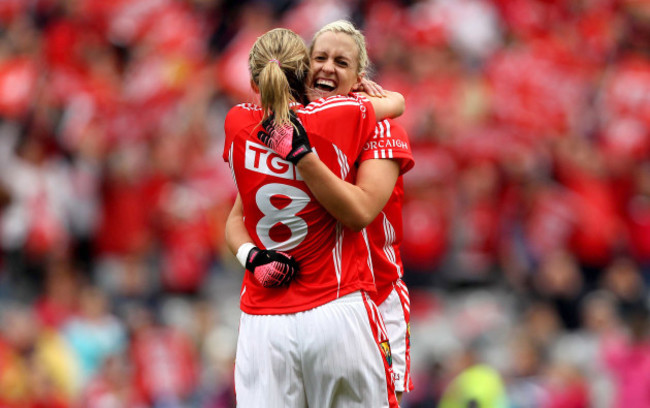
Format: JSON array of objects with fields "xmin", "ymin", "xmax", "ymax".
[
  {"xmin": 342, "ymin": 214, "xmax": 374, "ymax": 232},
  {"xmin": 347, "ymin": 223, "xmax": 366, "ymax": 233},
  {"xmin": 395, "ymin": 93, "xmax": 405, "ymax": 116},
  {"xmin": 387, "ymin": 91, "xmax": 405, "ymax": 117}
]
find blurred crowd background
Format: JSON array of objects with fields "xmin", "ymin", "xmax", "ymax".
[{"xmin": 1, "ymin": 0, "xmax": 650, "ymax": 407}]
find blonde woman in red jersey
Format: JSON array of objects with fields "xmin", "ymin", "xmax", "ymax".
[
  {"xmin": 223, "ymin": 28, "xmax": 405, "ymax": 407},
  {"xmin": 227, "ymin": 20, "xmax": 415, "ymax": 402}
]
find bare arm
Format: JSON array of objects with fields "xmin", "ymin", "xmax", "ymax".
[
  {"xmin": 225, "ymin": 194, "xmax": 252, "ymax": 255},
  {"xmin": 296, "ymin": 155, "xmax": 399, "ymax": 231},
  {"xmin": 225, "ymin": 155, "xmax": 399, "ymax": 248},
  {"xmin": 291, "ymin": 89, "xmax": 402, "ymax": 229},
  {"xmin": 361, "ymin": 91, "xmax": 405, "ymax": 121},
  {"xmin": 230, "ymin": 88, "xmax": 404, "ymax": 243}
]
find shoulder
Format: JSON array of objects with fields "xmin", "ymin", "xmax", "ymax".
[
  {"xmin": 362, "ymin": 119, "xmax": 415, "ymax": 174},
  {"xmin": 376, "ymin": 119, "xmax": 405, "ymax": 136},
  {"xmin": 223, "ymin": 103, "xmax": 263, "ymax": 162},
  {"xmin": 228, "ymin": 102, "xmax": 263, "ymax": 115},
  {"xmin": 225, "ymin": 103, "xmax": 264, "ymax": 140},
  {"xmin": 225, "ymin": 103, "xmax": 263, "ymax": 130},
  {"xmin": 298, "ymin": 94, "xmax": 370, "ymax": 115},
  {"xmin": 296, "ymin": 95, "xmax": 374, "ymax": 133}
]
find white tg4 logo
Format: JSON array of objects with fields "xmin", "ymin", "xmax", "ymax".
[{"xmin": 245, "ymin": 140, "xmax": 317, "ymax": 181}]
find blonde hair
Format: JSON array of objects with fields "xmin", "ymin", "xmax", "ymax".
[
  {"xmin": 310, "ymin": 20, "xmax": 369, "ymax": 76},
  {"xmin": 249, "ymin": 28, "xmax": 310, "ymax": 126}
]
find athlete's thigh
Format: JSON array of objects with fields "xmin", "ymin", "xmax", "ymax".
[
  {"xmin": 235, "ymin": 312, "xmax": 306, "ymax": 408},
  {"xmin": 378, "ymin": 280, "xmax": 413, "ymax": 393},
  {"xmin": 298, "ymin": 291, "xmax": 398, "ymax": 408}
]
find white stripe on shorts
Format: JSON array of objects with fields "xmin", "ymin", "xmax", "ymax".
[{"xmin": 378, "ymin": 282, "xmax": 412, "ymax": 393}]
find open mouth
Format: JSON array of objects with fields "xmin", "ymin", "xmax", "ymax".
[{"xmin": 314, "ymin": 79, "xmax": 336, "ymax": 92}]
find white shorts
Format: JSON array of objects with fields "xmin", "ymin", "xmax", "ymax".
[
  {"xmin": 378, "ymin": 280, "xmax": 413, "ymax": 393},
  {"xmin": 235, "ymin": 291, "xmax": 399, "ymax": 408}
]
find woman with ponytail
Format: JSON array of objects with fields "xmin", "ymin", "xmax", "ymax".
[{"xmin": 223, "ymin": 27, "xmax": 403, "ymax": 407}]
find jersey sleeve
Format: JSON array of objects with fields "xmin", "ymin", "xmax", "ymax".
[
  {"xmin": 298, "ymin": 94, "xmax": 377, "ymax": 156},
  {"xmin": 223, "ymin": 107, "xmax": 240, "ymax": 163},
  {"xmin": 223, "ymin": 103, "xmax": 263, "ymax": 163},
  {"xmin": 358, "ymin": 119, "xmax": 415, "ymax": 175},
  {"xmin": 352, "ymin": 94, "xmax": 378, "ymax": 142}
]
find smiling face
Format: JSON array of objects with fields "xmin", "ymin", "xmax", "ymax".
[{"xmin": 307, "ymin": 31, "xmax": 362, "ymax": 102}]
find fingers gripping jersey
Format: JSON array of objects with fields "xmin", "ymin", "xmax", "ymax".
[
  {"xmin": 359, "ymin": 120, "xmax": 414, "ymax": 304},
  {"xmin": 223, "ymin": 95, "xmax": 378, "ymax": 315}
]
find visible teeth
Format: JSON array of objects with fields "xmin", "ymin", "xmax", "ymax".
[{"xmin": 316, "ymin": 79, "xmax": 336, "ymax": 88}]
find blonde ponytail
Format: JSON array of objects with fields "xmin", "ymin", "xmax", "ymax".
[{"xmin": 249, "ymin": 28, "xmax": 310, "ymax": 127}]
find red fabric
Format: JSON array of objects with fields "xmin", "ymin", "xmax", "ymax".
[
  {"xmin": 131, "ymin": 327, "xmax": 197, "ymax": 404},
  {"xmin": 600, "ymin": 56, "xmax": 650, "ymax": 123},
  {"xmin": 556, "ymin": 159, "xmax": 622, "ymax": 266},
  {"xmin": 575, "ymin": 6, "xmax": 619, "ymax": 63},
  {"xmin": 81, "ymin": 0, "xmax": 158, "ymax": 44},
  {"xmin": 366, "ymin": 178, "xmax": 405, "ymax": 303},
  {"xmin": 362, "ymin": 1, "xmax": 407, "ymax": 58},
  {"xmin": 485, "ymin": 36, "xmax": 592, "ymax": 137},
  {"xmin": 400, "ymin": 144, "xmax": 455, "ymax": 271},
  {"xmin": 394, "ymin": 73, "xmax": 463, "ymax": 141},
  {"xmin": 492, "ymin": 0, "xmax": 571, "ymax": 39},
  {"xmin": 524, "ymin": 187, "xmax": 576, "ymax": 260},
  {"xmin": 359, "ymin": 120, "xmax": 414, "ymax": 302},
  {"xmin": 134, "ymin": 2, "xmax": 206, "ymax": 59},
  {"xmin": 0, "ymin": 57, "xmax": 38, "ymax": 119},
  {"xmin": 43, "ymin": 19, "xmax": 85, "ymax": 70},
  {"xmin": 400, "ymin": 197, "xmax": 449, "ymax": 271},
  {"xmin": 358, "ymin": 119, "xmax": 414, "ymax": 174},
  {"xmin": 158, "ymin": 196, "xmax": 213, "ymax": 293},
  {"xmin": 81, "ymin": 376, "xmax": 141, "ymax": 408},
  {"xmin": 34, "ymin": 298, "xmax": 75, "ymax": 330},
  {"xmin": 0, "ymin": 0, "xmax": 26, "ymax": 23},
  {"xmin": 455, "ymin": 195, "xmax": 502, "ymax": 276},
  {"xmin": 626, "ymin": 195, "xmax": 650, "ymax": 263},
  {"xmin": 215, "ymin": 29, "xmax": 265, "ymax": 102},
  {"xmin": 398, "ymin": 1, "xmax": 449, "ymax": 48},
  {"xmin": 598, "ymin": 56, "xmax": 650, "ymax": 162},
  {"xmin": 223, "ymin": 95, "xmax": 377, "ymax": 315},
  {"xmin": 544, "ymin": 380, "xmax": 590, "ymax": 408},
  {"xmin": 25, "ymin": 187, "xmax": 68, "ymax": 258},
  {"xmin": 95, "ymin": 176, "xmax": 160, "ymax": 256}
]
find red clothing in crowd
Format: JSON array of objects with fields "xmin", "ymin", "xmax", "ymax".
[
  {"xmin": 131, "ymin": 326, "xmax": 197, "ymax": 405},
  {"xmin": 0, "ymin": 57, "xmax": 38, "ymax": 119}
]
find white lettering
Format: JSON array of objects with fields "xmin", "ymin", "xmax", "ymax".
[
  {"xmin": 363, "ymin": 139, "xmax": 408, "ymax": 151},
  {"xmin": 245, "ymin": 141, "xmax": 300, "ymax": 180},
  {"xmin": 244, "ymin": 141, "xmax": 319, "ymax": 180}
]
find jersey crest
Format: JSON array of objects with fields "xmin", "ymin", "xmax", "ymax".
[{"xmin": 380, "ymin": 340, "xmax": 393, "ymax": 367}]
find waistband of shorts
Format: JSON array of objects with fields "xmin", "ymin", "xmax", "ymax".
[{"xmin": 330, "ymin": 290, "xmax": 364, "ymax": 305}]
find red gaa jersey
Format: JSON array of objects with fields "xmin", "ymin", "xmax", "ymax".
[
  {"xmin": 223, "ymin": 94, "xmax": 377, "ymax": 315},
  {"xmin": 359, "ymin": 119, "xmax": 414, "ymax": 304}
]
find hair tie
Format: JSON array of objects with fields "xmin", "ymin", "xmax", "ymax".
[{"xmin": 269, "ymin": 59, "xmax": 281, "ymax": 67}]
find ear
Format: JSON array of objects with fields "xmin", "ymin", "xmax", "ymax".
[
  {"xmin": 250, "ymin": 79, "xmax": 260, "ymax": 94},
  {"xmin": 351, "ymin": 72, "xmax": 365, "ymax": 91}
]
